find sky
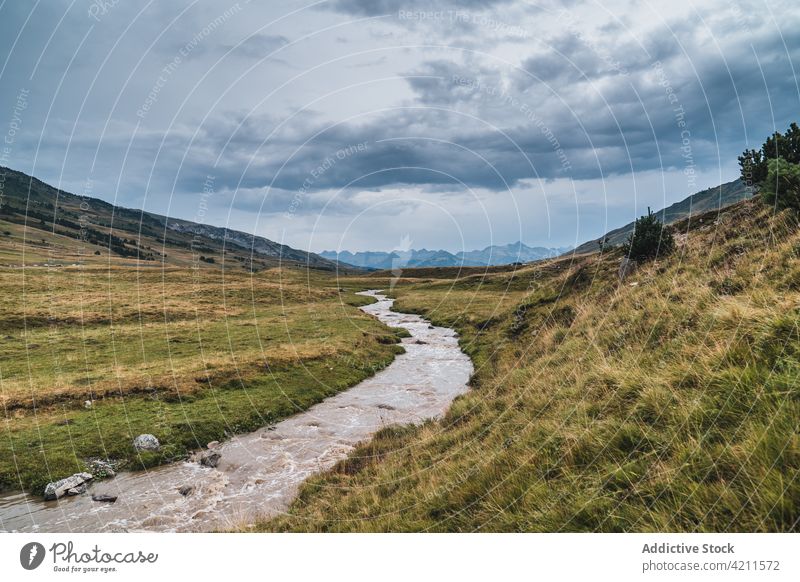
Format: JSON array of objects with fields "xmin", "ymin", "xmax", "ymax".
[{"xmin": 0, "ymin": 0, "xmax": 798, "ymax": 253}]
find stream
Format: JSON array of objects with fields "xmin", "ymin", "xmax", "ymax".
[{"xmin": 0, "ymin": 290, "xmax": 473, "ymax": 532}]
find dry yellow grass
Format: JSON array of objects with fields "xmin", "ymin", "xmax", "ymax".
[
  {"xmin": 261, "ymin": 198, "xmax": 800, "ymax": 532},
  {"xmin": 0, "ymin": 264, "xmax": 406, "ymax": 493}
]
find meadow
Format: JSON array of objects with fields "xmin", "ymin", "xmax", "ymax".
[
  {"xmin": 0, "ymin": 263, "xmax": 405, "ymax": 494},
  {"xmin": 262, "ymin": 198, "xmax": 800, "ymax": 532}
]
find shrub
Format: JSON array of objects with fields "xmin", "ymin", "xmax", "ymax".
[
  {"xmin": 761, "ymin": 157, "xmax": 800, "ymax": 211},
  {"xmin": 622, "ymin": 208, "xmax": 675, "ymax": 261},
  {"xmin": 739, "ymin": 122, "xmax": 800, "ymax": 189}
]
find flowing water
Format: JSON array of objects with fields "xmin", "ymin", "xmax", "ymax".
[{"xmin": 0, "ymin": 291, "xmax": 472, "ymax": 532}]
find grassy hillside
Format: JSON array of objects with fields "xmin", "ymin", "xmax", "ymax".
[
  {"xmin": 573, "ymin": 179, "xmax": 752, "ymax": 255},
  {"xmin": 263, "ymin": 195, "xmax": 799, "ymax": 532},
  {"xmin": 0, "ymin": 165, "xmax": 339, "ymax": 271}
]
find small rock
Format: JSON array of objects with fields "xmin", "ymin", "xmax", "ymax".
[
  {"xmin": 199, "ymin": 451, "xmax": 221, "ymax": 468},
  {"xmin": 66, "ymin": 484, "xmax": 87, "ymax": 496},
  {"xmin": 178, "ymin": 485, "xmax": 194, "ymax": 496},
  {"xmin": 132, "ymin": 434, "xmax": 160, "ymax": 452},
  {"xmin": 84, "ymin": 400, "xmax": 93, "ymax": 409},
  {"xmin": 428, "ymin": 325, "xmax": 435, "ymax": 329},
  {"xmin": 377, "ymin": 404, "xmax": 395, "ymax": 410},
  {"xmin": 43, "ymin": 472, "xmax": 93, "ymax": 501},
  {"xmin": 91, "ymin": 494, "xmax": 118, "ymax": 503},
  {"xmin": 206, "ymin": 441, "xmax": 220, "ymax": 449},
  {"xmin": 414, "ymin": 339, "xmax": 428, "ymax": 345}
]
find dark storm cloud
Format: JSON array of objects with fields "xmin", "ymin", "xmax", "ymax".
[
  {"xmin": 327, "ymin": 0, "xmax": 539, "ymax": 49},
  {"xmin": 158, "ymin": 2, "xmax": 798, "ymax": 206},
  {"xmin": 328, "ymin": 0, "xmax": 512, "ymax": 17},
  {"xmin": 2, "ymin": 0, "xmax": 799, "ymax": 236},
  {"xmin": 160, "ymin": 8, "xmax": 800, "ymax": 206},
  {"xmin": 204, "ymin": 18, "xmax": 796, "ymax": 199},
  {"xmin": 175, "ymin": 108, "xmax": 515, "ymax": 192},
  {"xmin": 378, "ymin": 14, "xmax": 800, "ymax": 187}
]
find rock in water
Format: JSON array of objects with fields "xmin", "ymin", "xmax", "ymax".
[
  {"xmin": 178, "ymin": 485, "xmax": 194, "ymax": 496},
  {"xmin": 91, "ymin": 494, "xmax": 118, "ymax": 503},
  {"xmin": 43, "ymin": 473, "xmax": 93, "ymax": 501},
  {"xmin": 66, "ymin": 485, "xmax": 87, "ymax": 496},
  {"xmin": 132, "ymin": 434, "xmax": 160, "ymax": 452},
  {"xmin": 199, "ymin": 451, "xmax": 221, "ymax": 468}
]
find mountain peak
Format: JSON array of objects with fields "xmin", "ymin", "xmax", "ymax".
[{"xmin": 320, "ymin": 242, "xmax": 570, "ymax": 269}]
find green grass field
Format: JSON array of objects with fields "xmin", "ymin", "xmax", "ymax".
[{"xmin": 0, "ymin": 265, "xmax": 404, "ymax": 494}]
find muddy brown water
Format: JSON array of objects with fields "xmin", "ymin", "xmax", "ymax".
[{"xmin": 0, "ymin": 291, "xmax": 472, "ymax": 532}]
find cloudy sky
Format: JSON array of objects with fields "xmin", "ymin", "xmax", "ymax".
[{"xmin": 0, "ymin": 0, "xmax": 797, "ymax": 253}]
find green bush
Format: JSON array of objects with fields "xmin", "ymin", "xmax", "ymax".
[
  {"xmin": 622, "ymin": 208, "xmax": 675, "ymax": 261},
  {"xmin": 761, "ymin": 157, "xmax": 800, "ymax": 210},
  {"xmin": 739, "ymin": 122, "xmax": 800, "ymax": 188}
]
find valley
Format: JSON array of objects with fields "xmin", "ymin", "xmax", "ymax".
[{"xmin": 1, "ymin": 166, "xmax": 797, "ymax": 533}]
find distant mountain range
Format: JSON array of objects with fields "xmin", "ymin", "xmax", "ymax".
[
  {"xmin": 324, "ymin": 178, "xmax": 752, "ymax": 269},
  {"xmin": 571, "ymin": 178, "xmax": 752, "ymax": 255},
  {"xmin": 320, "ymin": 242, "xmax": 571, "ymax": 270}
]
